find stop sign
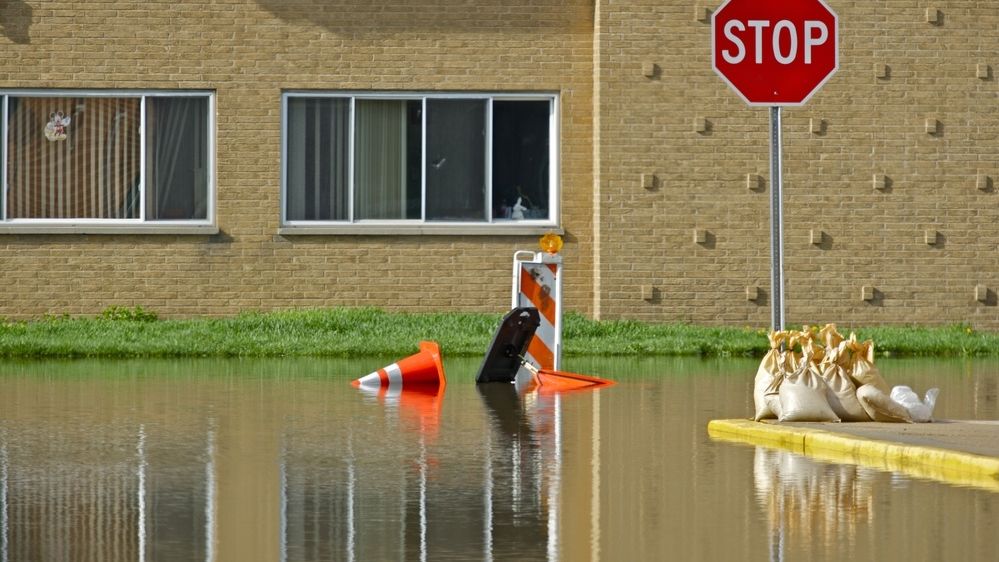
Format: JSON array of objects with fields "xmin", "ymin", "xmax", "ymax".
[{"xmin": 712, "ymin": 0, "xmax": 838, "ymax": 106}]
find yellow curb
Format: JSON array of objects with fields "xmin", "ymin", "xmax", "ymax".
[{"xmin": 707, "ymin": 419, "xmax": 999, "ymax": 493}]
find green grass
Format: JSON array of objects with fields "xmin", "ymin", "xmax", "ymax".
[{"xmin": 0, "ymin": 307, "xmax": 996, "ymax": 359}]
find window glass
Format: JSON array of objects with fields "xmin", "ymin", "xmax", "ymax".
[
  {"xmin": 286, "ymin": 97, "xmax": 349, "ymax": 221},
  {"xmin": 146, "ymin": 97, "xmax": 209, "ymax": 220},
  {"xmin": 492, "ymin": 100, "xmax": 550, "ymax": 220},
  {"xmin": 6, "ymin": 96, "xmax": 142, "ymax": 219},
  {"xmin": 353, "ymin": 99, "xmax": 422, "ymax": 220},
  {"xmin": 1, "ymin": 92, "xmax": 212, "ymax": 225},
  {"xmin": 425, "ymin": 99, "xmax": 487, "ymax": 221},
  {"xmin": 1, "ymin": 100, "xmax": 4, "ymax": 220},
  {"xmin": 282, "ymin": 93, "xmax": 555, "ymax": 227}
]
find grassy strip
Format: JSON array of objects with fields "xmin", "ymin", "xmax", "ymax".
[{"xmin": 0, "ymin": 308, "xmax": 996, "ymax": 359}]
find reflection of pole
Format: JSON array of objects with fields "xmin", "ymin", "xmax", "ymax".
[
  {"xmin": 279, "ymin": 445, "xmax": 287, "ymax": 562},
  {"xmin": 590, "ymin": 392, "xmax": 601, "ymax": 562},
  {"xmin": 546, "ymin": 395, "xmax": 562, "ymax": 561},
  {"xmin": 769, "ymin": 106, "xmax": 786, "ymax": 332},
  {"xmin": 137, "ymin": 425, "xmax": 147, "ymax": 562},
  {"xmin": 770, "ymin": 487, "xmax": 785, "ymax": 562},
  {"xmin": 346, "ymin": 436, "xmax": 355, "ymax": 562},
  {"xmin": 2, "ymin": 441, "xmax": 8, "ymax": 562},
  {"xmin": 512, "ymin": 440, "xmax": 521, "ymax": 507},
  {"xmin": 419, "ymin": 434, "xmax": 428, "ymax": 562},
  {"xmin": 205, "ymin": 424, "xmax": 217, "ymax": 562},
  {"xmin": 483, "ymin": 429, "xmax": 493, "ymax": 562}
]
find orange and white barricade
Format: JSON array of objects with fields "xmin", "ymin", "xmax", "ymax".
[{"xmin": 512, "ymin": 250, "xmax": 562, "ymax": 375}]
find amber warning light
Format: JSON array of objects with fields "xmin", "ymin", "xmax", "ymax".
[{"xmin": 539, "ymin": 232, "xmax": 563, "ymax": 255}]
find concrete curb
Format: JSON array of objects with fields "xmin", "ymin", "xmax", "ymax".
[{"xmin": 707, "ymin": 419, "xmax": 999, "ymax": 492}]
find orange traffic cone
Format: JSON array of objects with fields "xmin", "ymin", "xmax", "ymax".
[{"xmin": 352, "ymin": 341, "xmax": 447, "ymax": 390}]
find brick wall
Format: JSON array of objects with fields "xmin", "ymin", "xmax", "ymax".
[
  {"xmin": 595, "ymin": 0, "xmax": 999, "ymax": 328},
  {"xmin": 2, "ymin": 1, "xmax": 998, "ymax": 329},
  {"xmin": 0, "ymin": 0, "xmax": 595, "ymax": 319}
]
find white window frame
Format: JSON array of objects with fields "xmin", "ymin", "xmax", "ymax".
[
  {"xmin": 279, "ymin": 91, "xmax": 561, "ymax": 235},
  {"xmin": 0, "ymin": 89, "xmax": 217, "ymax": 235}
]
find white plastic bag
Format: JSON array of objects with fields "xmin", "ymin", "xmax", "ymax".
[
  {"xmin": 778, "ymin": 356, "xmax": 840, "ymax": 422},
  {"xmin": 890, "ymin": 385, "xmax": 940, "ymax": 423}
]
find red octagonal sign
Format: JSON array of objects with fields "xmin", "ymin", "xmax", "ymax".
[{"xmin": 712, "ymin": 0, "xmax": 838, "ymax": 106}]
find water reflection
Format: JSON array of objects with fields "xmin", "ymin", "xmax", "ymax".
[
  {"xmin": 477, "ymin": 384, "xmax": 556, "ymax": 561},
  {"xmin": 0, "ymin": 357, "xmax": 995, "ymax": 561},
  {"xmin": 754, "ymin": 446, "xmax": 877, "ymax": 558},
  {"xmin": 0, "ymin": 420, "xmax": 213, "ymax": 561},
  {"xmin": 281, "ymin": 383, "xmax": 569, "ymax": 561}
]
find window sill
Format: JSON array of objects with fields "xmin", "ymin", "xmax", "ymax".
[
  {"xmin": 278, "ymin": 224, "xmax": 564, "ymax": 236},
  {"xmin": 0, "ymin": 224, "xmax": 220, "ymax": 235}
]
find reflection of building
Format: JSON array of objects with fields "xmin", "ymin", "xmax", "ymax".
[{"xmin": 0, "ymin": 424, "xmax": 215, "ymax": 561}]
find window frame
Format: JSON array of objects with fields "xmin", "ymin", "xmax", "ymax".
[
  {"xmin": 280, "ymin": 91, "xmax": 561, "ymax": 235},
  {"xmin": 0, "ymin": 89, "xmax": 217, "ymax": 235}
]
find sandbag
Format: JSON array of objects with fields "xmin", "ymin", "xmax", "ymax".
[
  {"xmin": 890, "ymin": 385, "xmax": 940, "ymax": 423},
  {"xmin": 798, "ymin": 326, "xmax": 825, "ymax": 366},
  {"xmin": 778, "ymin": 356, "xmax": 840, "ymax": 422},
  {"xmin": 845, "ymin": 335, "xmax": 891, "ymax": 395},
  {"xmin": 856, "ymin": 384, "xmax": 912, "ymax": 423},
  {"xmin": 753, "ymin": 331, "xmax": 788, "ymax": 421},
  {"xmin": 819, "ymin": 323, "xmax": 845, "ymax": 354},
  {"xmin": 818, "ymin": 343, "xmax": 870, "ymax": 422}
]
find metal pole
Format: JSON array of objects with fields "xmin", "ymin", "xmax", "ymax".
[{"xmin": 769, "ymin": 106, "xmax": 785, "ymax": 332}]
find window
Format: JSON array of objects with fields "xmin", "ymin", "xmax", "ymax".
[
  {"xmin": 0, "ymin": 91, "xmax": 214, "ymax": 230},
  {"xmin": 282, "ymin": 92, "xmax": 557, "ymax": 232}
]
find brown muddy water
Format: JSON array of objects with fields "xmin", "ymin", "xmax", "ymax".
[{"xmin": 0, "ymin": 356, "xmax": 996, "ymax": 561}]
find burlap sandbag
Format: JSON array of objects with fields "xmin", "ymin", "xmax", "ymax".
[
  {"xmin": 753, "ymin": 331, "xmax": 788, "ymax": 421},
  {"xmin": 856, "ymin": 383, "xmax": 913, "ymax": 423},
  {"xmin": 845, "ymin": 335, "xmax": 891, "ymax": 395},
  {"xmin": 818, "ymin": 341, "xmax": 870, "ymax": 422},
  {"xmin": 819, "ymin": 323, "xmax": 845, "ymax": 354},
  {"xmin": 778, "ymin": 353, "xmax": 840, "ymax": 422},
  {"xmin": 798, "ymin": 326, "xmax": 825, "ymax": 366}
]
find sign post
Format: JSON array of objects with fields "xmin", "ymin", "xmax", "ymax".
[
  {"xmin": 711, "ymin": 0, "xmax": 838, "ymax": 331},
  {"xmin": 769, "ymin": 106, "xmax": 785, "ymax": 332}
]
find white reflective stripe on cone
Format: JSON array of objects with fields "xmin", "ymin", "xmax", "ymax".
[
  {"xmin": 355, "ymin": 371, "xmax": 384, "ymax": 388},
  {"xmin": 355, "ymin": 363, "xmax": 403, "ymax": 389},
  {"xmin": 384, "ymin": 363, "xmax": 403, "ymax": 389}
]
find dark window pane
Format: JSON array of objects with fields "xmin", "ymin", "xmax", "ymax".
[
  {"xmin": 425, "ymin": 99, "xmax": 486, "ymax": 222},
  {"xmin": 286, "ymin": 98, "xmax": 350, "ymax": 221},
  {"xmin": 146, "ymin": 97, "xmax": 209, "ymax": 220},
  {"xmin": 354, "ymin": 100, "xmax": 422, "ymax": 220},
  {"xmin": 492, "ymin": 100, "xmax": 550, "ymax": 221}
]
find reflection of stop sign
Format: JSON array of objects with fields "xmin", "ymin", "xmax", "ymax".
[{"xmin": 712, "ymin": 0, "xmax": 838, "ymax": 106}]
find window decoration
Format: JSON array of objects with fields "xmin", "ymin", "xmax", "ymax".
[{"xmin": 43, "ymin": 111, "xmax": 70, "ymax": 141}]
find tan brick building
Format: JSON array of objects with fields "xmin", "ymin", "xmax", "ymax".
[{"xmin": 0, "ymin": 1, "xmax": 996, "ymax": 328}]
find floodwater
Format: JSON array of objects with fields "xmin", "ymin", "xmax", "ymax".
[{"xmin": 0, "ymin": 356, "xmax": 996, "ymax": 561}]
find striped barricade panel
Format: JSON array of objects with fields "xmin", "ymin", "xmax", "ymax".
[{"xmin": 513, "ymin": 252, "xmax": 561, "ymax": 372}]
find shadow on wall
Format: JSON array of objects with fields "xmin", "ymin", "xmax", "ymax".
[
  {"xmin": 252, "ymin": 0, "xmax": 590, "ymax": 34},
  {"xmin": 0, "ymin": 0, "xmax": 31, "ymax": 44}
]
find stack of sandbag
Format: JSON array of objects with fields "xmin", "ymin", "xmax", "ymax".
[{"xmin": 752, "ymin": 324, "xmax": 939, "ymax": 423}]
